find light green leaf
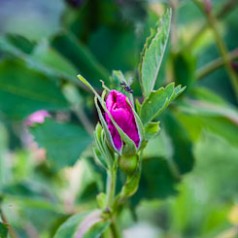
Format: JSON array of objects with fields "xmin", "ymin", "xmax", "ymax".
[
  {"xmin": 30, "ymin": 119, "xmax": 92, "ymax": 170},
  {"xmin": 53, "ymin": 212, "xmax": 89, "ymax": 238},
  {"xmin": 139, "ymin": 9, "xmax": 172, "ymax": 97},
  {"xmin": 83, "ymin": 220, "xmax": 110, "ymax": 238},
  {"xmin": 54, "ymin": 210, "xmax": 109, "ymax": 238},
  {"xmin": 144, "ymin": 121, "xmax": 161, "ymax": 141},
  {"xmin": 140, "ymin": 83, "xmax": 185, "ymax": 125},
  {"xmin": 0, "ymin": 59, "xmax": 69, "ymax": 120},
  {"xmin": 93, "ymin": 123, "xmax": 112, "ymax": 169}
]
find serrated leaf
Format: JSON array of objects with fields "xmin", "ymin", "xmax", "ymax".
[
  {"xmin": 139, "ymin": 9, "xmax": 172, "ymax": 97},
  {"xmin": 0, "ymin": 59, "xmax": 69, "ymax": 120},
  {"xmin": 0, "ymin": 222, "xmax": 8, "ymax": 238},
  {"xmin": 140, "ymin": 83, "xmax": 185, "ymax": 125},
  {"xmin": 30, "ymin": 119, "xmax": 92, "ymax": 170}
]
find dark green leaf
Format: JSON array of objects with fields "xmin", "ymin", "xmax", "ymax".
[
  {"xmin": 164, "ymin": 112, "xmax": 194, "ymax": 175},
  {"xmin": 139, "ymin": 9, "xmax": 172, "ymax": 97},
  {"xmin": 140, "ymin": 83, "xmax": 185, "ymax": 125},
  {"xmin": 30, "ymin": 119, "xmax": 92, "ymax": 170},
  {"xmin": 0, "ymin": 222, "xmax": 8, "ymax": 238},
  {"xmin": 0, "ymin": 59, "xmax": 68, "ymax": 120},
  {"xmin": 4, "ymin": 34, "xmax": 35, "ymax": 54},
  {"xmin": 133, "ymin": 156, "xmax": 178, "ymax": 205},
  {"xmin": 172, "ymin": 51, "xmax": 196, "ymax": 90},
  {"xmin": 51, "ymin": 32, "xmax": 110, "ymax": 88}
]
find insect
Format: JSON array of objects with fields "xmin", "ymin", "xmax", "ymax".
[{"xmin": 120, "ymin": 82, "xmax": 133, "ymax": 94}]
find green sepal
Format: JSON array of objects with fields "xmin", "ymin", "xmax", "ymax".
[
  {"xmin": 144, "ymin": 121, "xmax": 161, "ymax": 141},
  {"xmin": 96, "ymin": 193, "xmax": 107, "ymax": 209},
  {"xmin": 140, "ymin": 83, "xmax": 185, "ymax": 125},
  {"xmin": 94, "ymin": 98, "xmax": 117, "ymax": 153},
  {"xmin": 93, "ymin": 123, "xmax": 113, "ymax": 169},
  {"xmin": 126, "ymin": 98, "xmax": 144, "ymax": 151}
]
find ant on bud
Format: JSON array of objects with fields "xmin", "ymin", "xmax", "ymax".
[{"xmin": 120, "ymin": 82, "xmax": 133, "ymax": 94}]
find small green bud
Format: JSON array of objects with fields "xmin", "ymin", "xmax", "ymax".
[{"xmin": 119, "ymin": 154, "xmax": 138, "ymax": 175}]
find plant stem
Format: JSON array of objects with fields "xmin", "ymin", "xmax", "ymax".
[
  {"xmin": 0, "ymin": 208, "xmax": 19, "ymax": 238},
  {"xmin": 110, "ymin": 218, "xmax": 122, "ymax": 238},
  {"xmin": 187, "ymin": 0, "xmax": 238, "ymax": 51},
  {"xmin": 193, "ymin": 0, "xmax": 238, "ymax": 99},
  {"xmin": 104, "ymin": 163, "xmax": 123, "ymax": 238},
  {"xmin": 105, "ymin": 166, "xmax": 117, "ymax": 210},
  {"xmin": 197, "ymin": 49, "xmax": 238, "ymax": 79}
]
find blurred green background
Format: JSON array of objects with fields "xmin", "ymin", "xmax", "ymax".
[{"xmin": 0, "ymin": 0, "xmax": 238, "ymax": 237}]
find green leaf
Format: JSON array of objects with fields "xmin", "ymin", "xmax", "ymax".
[
  {"xmin": 139, "ymin": 9, "xmax": 172, "ymax": 97},
  {"xmin": 132, "ymin": 156, "xmax": 178, "ymax": 205},
  {"xmin": 0, "ymin": 59, "xmax": 69, "ymax": 120},
  {"xmin": 172, "ymin": 51, "xmax": 196, "ymax": 90},
  {"xmin": 30, "ymin": 119, "xmax": 92, "ymax": 170},
  {"xmin": 0, "ymin": 35, "xmax": 79, "ymax": 84},
  {"xmin": 54, "ymin": 210, "xmax": 109, "ymax": 238},
  {"xmin": 0, "ymin": 222, "xmax": 8, "ymax": 238},
  {"xmin": 53, "ymin": 212, "xmax": 89, "ymax": 238},
  {"xmin": 164, "ymin": 112, "xmax": 194, "ymax": 175},
  {"xmin": 51, "ymin": 32, "xmax": 110, "ymax": 88},
  {"xmin": 83, "ymin": 220, "xmax": 110, "ymax": 238},
  {"xmin": 3, "ymin": 34, "xmax": 35, "ymax": 54},
  {"xmin": 93, "ymin": 123, "xmax": 112, "ymax": 169},
  {"xmin": 140, "ymin": 83, "xmax": 185, "ymax": 125}
]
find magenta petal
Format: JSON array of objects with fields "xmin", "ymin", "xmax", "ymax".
[
  {"xmin": 105, "ymin": 90, "xmax": 140, "ymax": 151},
  {"xmin": 25, "ymin": 110, "xmax": 50, "ymax": 126}
]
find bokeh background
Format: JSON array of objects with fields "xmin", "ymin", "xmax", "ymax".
[{"xmin": 0, "ymin": 0, "xmax": 238, "ymax": 237}]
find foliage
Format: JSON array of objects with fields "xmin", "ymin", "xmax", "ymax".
[{"xmin": 0, "ymin": 0, "xmax": 238, "ymax": 237}]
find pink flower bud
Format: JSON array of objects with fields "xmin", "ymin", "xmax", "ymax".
[
  {"xmin": 105, "ymin": 90, "xmax": 140, "ymax": 151},
  {"xmin": 25, "ymin": 110, "xmax": 50, "ymax": 126}
]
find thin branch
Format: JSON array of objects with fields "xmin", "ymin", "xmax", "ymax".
[
  {"xmin": 193, "ymin": 0, "xmax": 238, "ymax": 98},
  {"xmin": 197, "ymin": 49, "xmax": 238, "ymax": 79},
  {"xmin": 186, "ymin": 0, "xmax": 238, "ymax": 51}
]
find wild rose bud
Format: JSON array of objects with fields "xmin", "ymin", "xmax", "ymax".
[
  {"xmin": 25, "ymin": 110, "xmax": 50, "ymax": 126},
  {"xmin": 105, "ymin": 90, "xmax": 140, "ymax": 151}
]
